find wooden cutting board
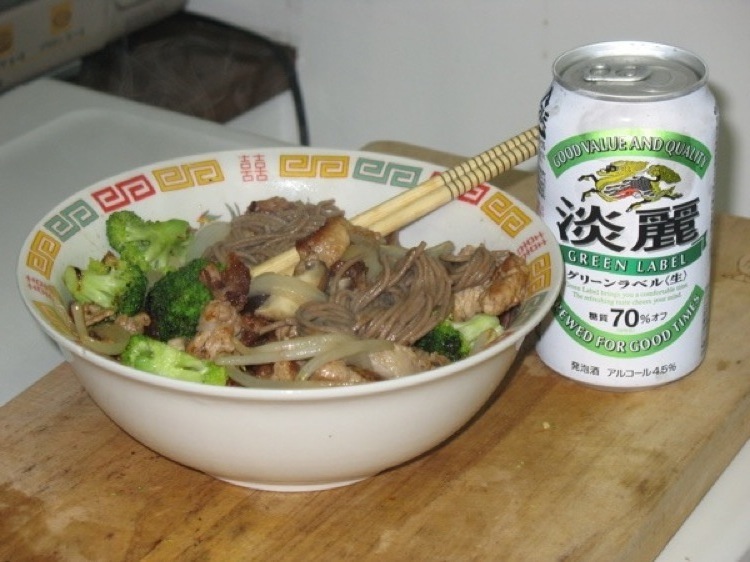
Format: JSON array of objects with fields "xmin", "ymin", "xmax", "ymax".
[{"xmin": 2, "ymin": 158, "xmax": 749, "ymax": 561}]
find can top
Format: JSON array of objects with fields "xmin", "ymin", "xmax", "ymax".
[{"xmin": 553, "ymin": 41, "xmax": 708, "ymax": 101}]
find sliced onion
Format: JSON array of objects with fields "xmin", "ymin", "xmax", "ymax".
[
  {"xmin": 248, "ymin": 272, "xmax": 327, "ymax": 304},
  {"xmin": 70, "ymin": 302, "xmax": 130, "ymax": 356},
  {"xmin": 341, "ymin": 242, "xmax": 383, "ymax": 281},
  {"xmin": 296, "ymin": 338, "xmax": 394, "ymax": 381},
  {"xmin": 426, "ymin": 240, "xmax": 456, "ymax": 258},
  {"xmin": 226, "ymin": 365, "xmax": 266, "ymax": 387},
  {"xmin": 51, "ymin": 292, "xmax": 77, "ymax": 334},
  {"xmin": 70, "ymin": 301, "xmax": 90, "ymax": 341},
  {"xmin": 215, "ymin": 333, "xmax": 356, "ymax": 366},
  {"xmin": 379, "ymin": 241, "xmax": 455, "ymax": 261},
  {"xmin": 470, "ymin": 327, "xmax": 505, "ymax": 355},
  {"xmin": 91, "ymin": 322, "xmax": 132, "ymax": 351},
  {"xmin": 377, "ymin": 244, "xmax": 407, "ymax": 262},
  {"xmin": 186, "ymin": 221, "xmax": 232, "ymax": 260}
]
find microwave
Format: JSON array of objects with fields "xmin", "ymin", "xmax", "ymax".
[{"xmin": 0, "ymin": 0, "xmax": 185, "ymax": 91}]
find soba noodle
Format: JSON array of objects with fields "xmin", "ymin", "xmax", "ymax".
[
  {"xmin": 204, "ymin": 197, "xmax": 343, "ymax": 266},
  {"xmin": 293, "ymin": 242, "xmax": 453, "ymax": 345},
  {"xmin": 205, "ymin": 199, "xmax": 517, "ymax": 350}
]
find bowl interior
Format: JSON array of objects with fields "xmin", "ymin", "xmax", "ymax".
[{"xmin": 17, "ymin": 147, "xmax": 562, "ymax": 390}]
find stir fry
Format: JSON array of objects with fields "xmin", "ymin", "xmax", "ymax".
[{"xmin": 62, "ymin": 197, "xmax": 530, "ymax": 387}]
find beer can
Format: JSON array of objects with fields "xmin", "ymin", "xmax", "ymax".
[{"xmin": 536, "ymin": 41, "xmax": 718, "ymax": 390}]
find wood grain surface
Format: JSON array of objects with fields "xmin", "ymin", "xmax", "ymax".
[{"xmin": 2, "ymin": 150, "xmax": 749, "ymax": 561}]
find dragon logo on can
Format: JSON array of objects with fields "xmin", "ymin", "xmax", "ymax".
[{"xmin": 578, "ymin": 160, "xmax": 682, "ymax": 212}]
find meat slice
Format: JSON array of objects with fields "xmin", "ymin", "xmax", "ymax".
[
  {"xmin": 351, "ymin": 344, "xmax": 450, "ymax": 379},
  {"xmin": 187, "ymin": 300, "xmax": 242, "ymax": 360},
  {"xmin": 295, "ymin": 216, "xmax": 351, "ymax": 268},
  {"xmin": 200, "ymin": 253, "xmax": 250, "ymax": 310},
  {"xmin": 252, "ymin": 360, "xmax": 300, "ymax": 382},
  {"xmin": 114, "ymin": 312, "xmax": 151, "ymax": 334},
  {"xmin": 79, "ymin": 303, "xmax": 114, "ymax": 326},
  {"xmin": 247, "ymin": 196, "xmax": 300, "ymax": 215},
  {"xmin": 480, "ymin": 253, "xmax": 529, "ymax": 315},
  {"xmin": 307, "ymin": 360, "xmax": 377, "ymax": 384},
  {"xmin": 452, "ymin": 253, "xmax": 529, "ymax": 321}
]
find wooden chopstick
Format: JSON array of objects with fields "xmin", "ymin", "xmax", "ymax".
[
  {"xmin": 358, "ymin": 126, "xmax": 539, "ymax": 235},
  {"xmin": 250, "ymin": 125, "xmax": 539, "ymax": 276}
]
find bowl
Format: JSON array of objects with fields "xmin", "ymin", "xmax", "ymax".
[{"xmin": 17, "ymin": 147, "xmax": 562, "ymax": 492}]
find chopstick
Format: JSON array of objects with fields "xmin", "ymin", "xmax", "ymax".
[
  {"xmin": 250, "ymin": 125, "xmax": 539, "ymax": 276},
  {"xmin": 357, "ymin": 125, "xmax": 539, "ymax": 235}
]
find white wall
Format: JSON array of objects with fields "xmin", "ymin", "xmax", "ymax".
[{"xmin": 187, "ymin": 0, "xmax": 749, "ymax": 218}]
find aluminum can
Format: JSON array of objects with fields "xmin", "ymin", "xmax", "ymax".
[{"xmin": 536, "ymin": 41, "xmax": 718, "ymax": 390}]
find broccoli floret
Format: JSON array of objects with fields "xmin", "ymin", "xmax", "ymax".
[
  {"xmin": 144, "ymin": 258, "xmax": 213, "ymax": 341},
  {"xmin": 121, "ymin": 334, "xmax": 227, "ymax": 385},
  {"xmin": 63, "ymin": 252, "xmax": 148, "ymax": 316},
  {"xmin": 415, "ymin": 321, "xmax": 466, "ymax": 361},
  {"xmin": 452, "ymin": 314, "xmax": 504, "ymax": 346},
  {"xmin": 106, "ymin": 210, "xmax": 192, "ymax": 275},
  {"xmin": 415, "ymin": 314, "xmax": 504, "ymax": 361}
]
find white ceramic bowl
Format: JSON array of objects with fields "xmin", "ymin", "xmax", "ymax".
[{"xmin": 18, "ymin": 148, "xmax": 562, "ymax": 491}]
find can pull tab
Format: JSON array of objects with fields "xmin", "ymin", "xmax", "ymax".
[{"xmin": 584, "ymin": 63, "xmax": 652, "ymax": 83}]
